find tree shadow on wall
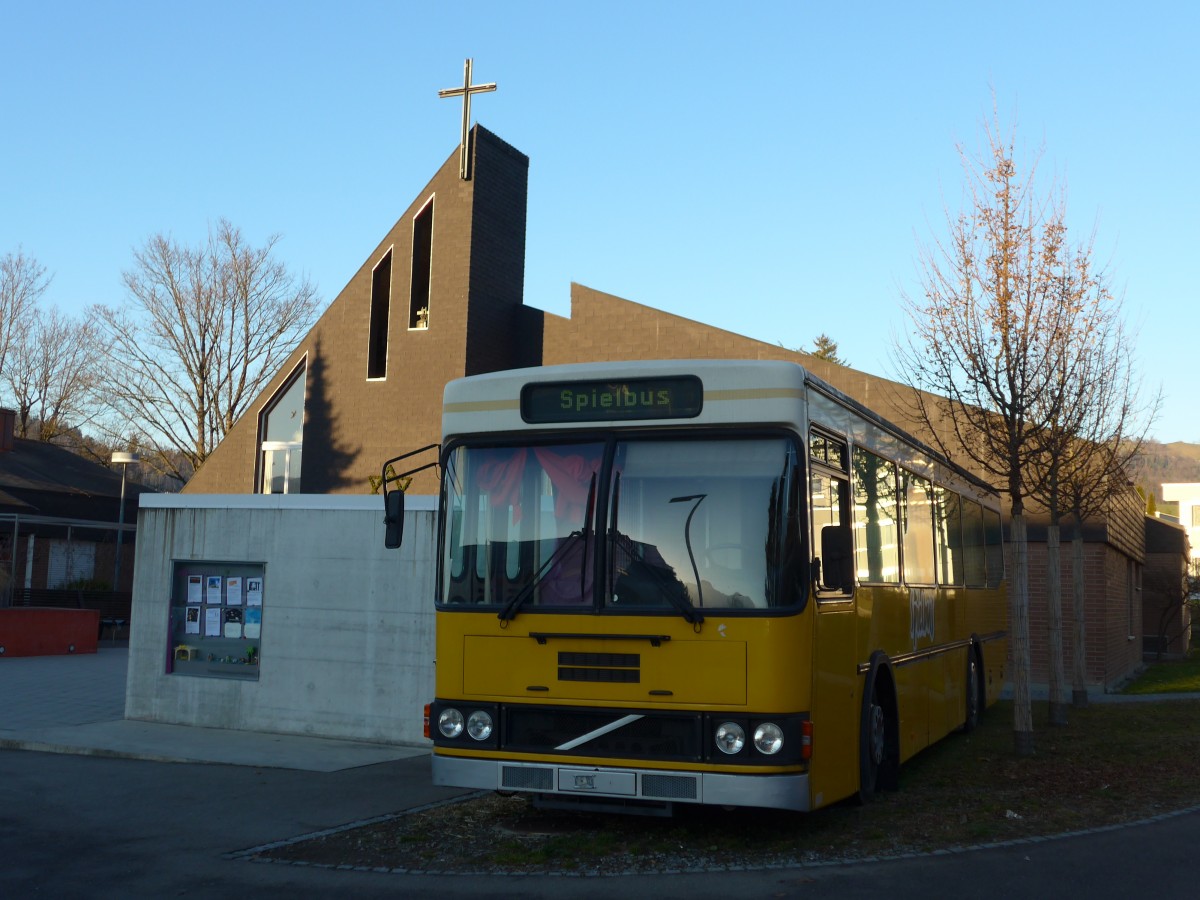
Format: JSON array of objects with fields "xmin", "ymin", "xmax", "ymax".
[{"xmin": 301, "ymin": 341, "xmax": 360, "ymax": 493}]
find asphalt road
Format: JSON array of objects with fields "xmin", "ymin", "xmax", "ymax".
[{"xmin": 3, "ymin": 747, "xmax": 1198, "ymax": 899}]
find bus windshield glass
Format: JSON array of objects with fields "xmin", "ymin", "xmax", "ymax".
[
  {"xmin": 440, "ymin": 435, "xmax": 801, "ymax": 611},
  {"xmin": 442, "ymin": 441, "xmax": 605, "ymax": 609},
  {"xmin": 607, "ymin": 437, "xmax": 798, "ymax": 611}
]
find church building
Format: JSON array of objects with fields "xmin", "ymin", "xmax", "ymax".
[
  {"xmin": 184, "ymin": 124, "xmax": 902, "ymax": 499},
  {"xmin": 179, "ymin": 120, "xmax": 1160, "ymax": 695}
]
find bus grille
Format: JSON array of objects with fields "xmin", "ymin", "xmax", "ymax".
[
  {"xmin": 558, "ymin": 652, "xmax": 640, "ymax": 683},
  {"xmin": 502, "ymin": 765, "xmax": 554, "ymax": 790},
  {"xmin": 642, "ymin": 773, "xmax": 698, "ymax": 800},
  {"xmin": 503, "ymin": 706, "xmax": 702, "ymax": 761},
  {"xmin": 558, "ymin": 667, "xmax": 639, "ymax": 683}
]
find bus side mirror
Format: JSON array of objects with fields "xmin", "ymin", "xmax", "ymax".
[
  {"xmin": 818, "ymin": 524, "xmax": 854, "ymax": 593},
  {"xmin": 384, "ymin": 490, "xmax": 405, "ymax": 549}
]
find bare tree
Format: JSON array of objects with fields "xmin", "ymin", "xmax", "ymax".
[
  {"xmin": 1024, "ymin": 244, "xmax": 1154, "ymax": 724},
  {"xmin": 0, "ymin": 248, "xmax": 51, "ymax": 382},
  {"xmin": 3, "ymin": 305, "xmax": 102, "ymax": 442},
  {"xmin": 895, "ymin": 113, "xmax": 1087, "ymax": 757},
  {"xmin": 95, "ymin": 220, "xmax": 319, "ymax": 485}
]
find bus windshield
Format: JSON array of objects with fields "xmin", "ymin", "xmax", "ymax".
[
  {"xmin": 607, "ymin": 436, "xmax": 799, "ymax": 612},
  {"xmin": 440, "ymin": 435, "xmax": 802, "ymax": 612}
]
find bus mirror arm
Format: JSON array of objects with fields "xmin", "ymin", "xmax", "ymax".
[
  {"xmin": 818, "ymin": 525, "xmax": 854, "ymax": 593},
  {"xmin": 384, "ymin": 490, "xmax": 405, "ymax": 549},
  {"xmin": 380, "ymin": 443, "xmax": 439, "ymax": 550}
]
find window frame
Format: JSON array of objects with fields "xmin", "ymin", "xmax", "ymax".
[
  {"xmin": 256, "ymin": 359, "xmax": 307, "ymax": 495},
  {"xmin": 436, "ymin": 429, "xmax": 807, "ymax": 615},
  {"xmin": 409, "ymin": 196, "xmax": 434, "ymax": 331},
  {"xmin": 809, "ymin": 427, "xmax": 853, "ymax": 600},
  {"xmin": 367, "ymin": 248, "xmax": 393, "ymax": 379}
]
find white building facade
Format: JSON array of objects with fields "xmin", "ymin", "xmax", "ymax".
[{"xmin": 1161, "ymin": 483, "xmax": 1200, "ymax": 580}]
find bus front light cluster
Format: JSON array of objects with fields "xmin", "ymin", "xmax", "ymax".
[
  {"xmin": 467, "ymin": 710, "xmax": 494, "ymax": 741},
  {"xmin": 432, "ymin": 702, "xmax": 499, "ymax": 746},
  {"xmin": 753, "ymin": 722, "xmax": 785, "ymax": 755},
  {"xmin": 715, "ymin": 722, "xmax": 746, "ymax": 755},
  {"xmin": 707, "ymin": 715, "xmax": 807, "ymax": 764},
  {"xmin": 438, "ymin": 708, "xmax": 465, "ymax": 739},
  {"xmin": 715, "ymin": 720, "xmax": 784, "ymax": 756}
]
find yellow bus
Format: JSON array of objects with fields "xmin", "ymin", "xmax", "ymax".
[{"xmin": 383, "ymin": 359, "xmax": 1007, "ymax": 812}]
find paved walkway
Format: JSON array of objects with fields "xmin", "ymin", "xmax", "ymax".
[
  {"xmin": 3, "ymin": 647, "xmax": 1200, "ymax": 899},
  {"xmin": 0, "ymin": 648, "xmax": 425, "ymax": 771}
]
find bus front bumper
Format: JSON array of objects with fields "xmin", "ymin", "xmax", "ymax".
[{"xmin": 432, "ymin": 754, "xmax": 812, "ymax": 812}]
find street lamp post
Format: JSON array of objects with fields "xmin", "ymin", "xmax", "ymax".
[{"xmin": 112, "ymin": 452, "xmax": 138, "ymax": 591}]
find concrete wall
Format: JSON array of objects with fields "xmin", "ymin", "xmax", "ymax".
[{"xmin": 125, "ymin": 494, "xmax": 438, "ymax": 745}]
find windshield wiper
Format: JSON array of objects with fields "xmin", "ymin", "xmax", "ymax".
[
  {"xmin": 608, "ymin": 481, "xmax": 705, "ymax": 627},
  {"xmin": 498, "ymin": 472, "xmax": 597, "ymax": 623},
  {"xmin": 625, "ymin": 551, "xmax": 705, "ymax": 626},
  {"xmin": 667, "ymin": 494, "xmax": 706, "ymax": 626}
]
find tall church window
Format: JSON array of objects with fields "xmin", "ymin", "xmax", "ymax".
[
  {"xmin": 409, "ymin": 197, "xmax": 434, "ymax": 330},
  {"xmin": 367, "ymin": 249, "xmax": 392, "ymax": 379},
  {"xmin": 259, "ymin": 363, "xmax": 306, "ymax": 494}
]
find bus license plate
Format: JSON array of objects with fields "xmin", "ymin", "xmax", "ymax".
[{"xmin": 558, "ymin": 768, "xmax": 636, "ymax": 795}]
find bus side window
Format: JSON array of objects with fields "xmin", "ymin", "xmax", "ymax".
[{"xmin": 811, "ymin": 471, "xmax": 852, "ymax": 597}]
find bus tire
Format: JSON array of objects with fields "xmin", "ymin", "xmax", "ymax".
[
  {"xmin": 962, "ymin": 644, "xmax": 984, "ymax": 733},
  {"xmin": 858, "ymin": 661, "xmax": 897, "ymax": 803}
]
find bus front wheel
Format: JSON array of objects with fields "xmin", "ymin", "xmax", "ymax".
[{"xmin": 858, "ymin": 665, "xmax": 897, "ymax": 803}]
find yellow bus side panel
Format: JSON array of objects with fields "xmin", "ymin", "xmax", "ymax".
[
  {"xmin": 809, "ymin": 600, "xmax": 859, "ymax": 808},
  {"xmin": 966, "ymin": 586, "xmax": 1009, "ymax": 706}
]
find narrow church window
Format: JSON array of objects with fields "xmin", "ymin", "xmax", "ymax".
[
  {"xmin": 409, "ymin": 197, "xmax": 434, "ymax": 330},
  {"xmin": 259, "ymin": 363, "xmax": 306, "ymax": 494},
  {"xmin": 367, "ymin": 249, "xmax": 393, "ymax": 378}
]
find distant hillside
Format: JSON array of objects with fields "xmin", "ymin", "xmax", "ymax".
[{"xmin": 1126, "ymin": 440, "xmax": 1200, "ymax": 501}]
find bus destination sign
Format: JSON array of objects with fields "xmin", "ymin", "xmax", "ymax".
[{"xmin": 521, "ymin": 376, "xmax": 704, "ymax": 423}]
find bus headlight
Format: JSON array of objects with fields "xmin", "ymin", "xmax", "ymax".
[
  {"xmin": 753, "ymin": 722, "xmax": 784, "ymax": 755},
  {"xmin": 438, "ymin": 708, "xmax": 465, "ymax": 739},
  {"xmin": 715, "ymin": 722, "xmax": 746, "ymax": 755},
  {"xmin": 467, "ymin": 710, "xmax": 494, "ymax": 741}
]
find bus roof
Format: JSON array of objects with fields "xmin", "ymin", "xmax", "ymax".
[{"xmin": 441, "ymin": 359, "xmax": 999, "ymax": 503}]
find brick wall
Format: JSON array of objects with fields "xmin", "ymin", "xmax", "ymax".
[
  {"xmin": 1024, "ymin": 536, "xmax": 1140, "ymax": 690},
  {"xmin": 1143, "ymin": 517, "xmax": 1191, "ymax": 658},
  {"xmin": 1, "ymin": 532, "xmax": 136, "ymax": 593},
  {"xmin": 542, "ymin": 284, "xmax": 934, "ymax": 444},
  {"xmin": 186, "ymin": 128, "xmax": 528, "ymax": 498},
  {"xmin": 465, "ymin": 131, "xmax": 529, "ymax": 376}
]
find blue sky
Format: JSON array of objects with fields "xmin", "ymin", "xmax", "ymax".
[{"xmin": 3, "ymin": 1, "xmax": 1196, "ymax": 441}]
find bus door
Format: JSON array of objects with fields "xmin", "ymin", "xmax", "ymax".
[{"xmin": 807, "ymin": 429, "xmax": 858, "ymax": 805}]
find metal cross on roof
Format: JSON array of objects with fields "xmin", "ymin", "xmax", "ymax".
[{"xmin": 438, "ymin": 58, "xmax": 497, "ymax": 181}]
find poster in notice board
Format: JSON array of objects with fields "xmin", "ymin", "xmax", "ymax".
[{"xmin": 170, "ymin": 561, "xmax": 264, "ymax": 680}]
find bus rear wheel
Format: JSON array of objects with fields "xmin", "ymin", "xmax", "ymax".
[
  {"xmin": 862, "ymin": 693, "xmax": 886, "ymax": 798},
  {"xmin": 962, "ymin": 646, "xmax": 983, "ymax": 733}
]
